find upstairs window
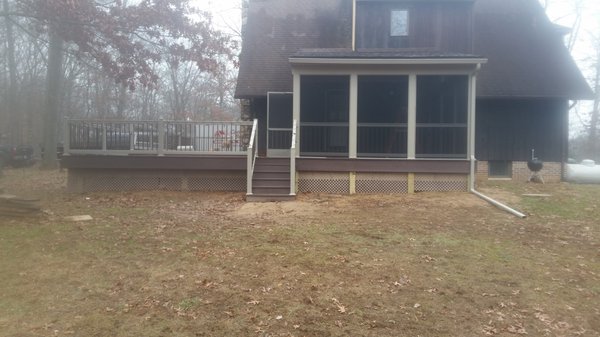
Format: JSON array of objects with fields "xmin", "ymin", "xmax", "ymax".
[{"xmin": 390, "ymin": 10, "xmax": 409, "ymax": 37}]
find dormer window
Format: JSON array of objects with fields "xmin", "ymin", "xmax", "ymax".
[{"xmin": 390, "ymin": 10, "xmax": 409, "ymax": 37}]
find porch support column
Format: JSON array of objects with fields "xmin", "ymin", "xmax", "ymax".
[
  {"xmin": 292, "ymin": 71, "xmax": 301, "ymax": 154},
  {"xmin": 349, "ymin": 73, "xmax": 358, "ymax": 159},
  {"xmin": 468, "ymin": 68, "xmax": 479, "ymax": 190},
  {"xmin": 407, "ymin": 74, "xmax": 417, "ymax": 160},
  {"xmin": 352, "ymin": 0, "xmax": 357, "ymax": 51}
]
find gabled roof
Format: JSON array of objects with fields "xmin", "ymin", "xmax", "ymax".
[
  {"xmin": 235, "ymin": 0, "xmax": 593, "ymax": 100},
  {"xmin": 473, "ymin": 0, "xmax": 592, "ymax": 99},
  {"xmin": 236, "ymin": 0, "xmax": 351, "ymax": 97}
]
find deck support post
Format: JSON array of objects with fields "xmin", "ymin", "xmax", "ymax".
[
  {"xmin": 407, "ymin": 173, "xmax": 415, "ymax": 194},
  {"xmin": 349, "ymin": 172, "xmax": 356, "ymax": 194}
]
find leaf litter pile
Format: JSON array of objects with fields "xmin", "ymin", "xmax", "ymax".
[{"xmin": 0, "ymin": 168, "xmax": 599, "ymax": 336}]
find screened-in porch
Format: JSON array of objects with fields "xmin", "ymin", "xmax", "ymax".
[
  {"xmin": 296, "ymin": 74, "xmax": 468, "ymax": 158},
  {"xmin": 285, "ymin": 53, "xmax": 485, "ymax": 162}
]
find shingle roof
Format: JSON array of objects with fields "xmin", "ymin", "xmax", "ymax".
[
  {"xmin": 473, "ymin": 0, "xmax": 592, "ymax": 99},
  {"xmin": 235, "ymin": 0, "xmax": 593, "ymax": 100}
]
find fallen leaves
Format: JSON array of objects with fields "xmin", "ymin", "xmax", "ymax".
[
  {"xmin": 483, "ymin": 322, "xmax": 498, "ymax": 335},
  {"xmin": 332, "ymin": 298, "xmax": 347, "ymax": 314},
  {"xmin": 506, "ymin": 323, "xmax": 527, "ymax": 335}
]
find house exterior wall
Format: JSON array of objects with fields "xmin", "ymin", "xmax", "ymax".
[
  {"xmin": 475, "ymin": 98, "xmax": 569, "ymax": 163},
  {"xmin": 356, "ymin": 1, "xmax": 473, "ymax": 52}
]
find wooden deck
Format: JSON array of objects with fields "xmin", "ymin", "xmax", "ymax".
[{"xmin": 61, "ymin": 119, "xmax": 470, "ymax": 195}]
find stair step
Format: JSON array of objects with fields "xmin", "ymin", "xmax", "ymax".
[
  {"xmin": 253, "ymin": 180, "xmax": 290, "ymax": 188},
  {"xmin": 252, "ymin": 187, "xmax": 290, "ymax": 195},
  {"xmin": 256, "ymin": 158, "xmax": 290, "ymax": 165},
  {"xmin": 246, "ymin": 194, "xmax": 296, "ymax": 202},
  {"xmin": 254, "ymin": 165, "xmax": 290, "ymax": 173}
]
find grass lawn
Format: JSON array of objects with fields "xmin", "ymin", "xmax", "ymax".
[{"xmin": 0, "ymin": 168, "xmax": 599, "ymax": 337}]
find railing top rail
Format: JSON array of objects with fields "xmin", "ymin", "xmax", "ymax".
[
  {"xmin": 248, "ymin": 119, "xmax": 258, "ymax": 150},
  {"xmin": 67, "ymin": 118, "xmax": 252, "ymax": 125}
]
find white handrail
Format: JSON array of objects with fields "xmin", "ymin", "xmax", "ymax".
[
  {"xmin": 289, "ymin": 119, "xmax": 298, "ymax": 196},
  {"xmin": 246, "ymin": 119, "xmax": 258, "ymax": 195}
]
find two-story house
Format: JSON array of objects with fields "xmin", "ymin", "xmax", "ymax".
[{"xmin": 235, "ymin": 0, "xmax": 592, "ymax": 197}]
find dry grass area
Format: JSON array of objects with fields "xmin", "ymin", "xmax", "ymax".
[{"xmin": 0, "ymin": 167, "xmax": 599, "ymax": 337}]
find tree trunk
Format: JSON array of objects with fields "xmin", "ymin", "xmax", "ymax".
[
  {"xmin": 116, "ymin": 83, "xmax": 128, "ymax": 119},
  {"xmin": 170, "ymin": 66, "xmax": 183, "ymax": 119},
  {"xmin": 41, "ymin": 29, "xmax": 64, "ymax": 169},
  {"xmin": 3, "ymin": 0, "xmax": 19, "ymax": 144}
]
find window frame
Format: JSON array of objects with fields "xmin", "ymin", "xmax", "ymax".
[{"xmin": 390, "ymin": 9, "xmax": 409, "ymax": 37}]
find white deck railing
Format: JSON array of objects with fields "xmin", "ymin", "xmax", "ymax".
[
  {"xmin": 64, "ymin": 119, "xmax": 253, "ymax": 156},
  {"xmin": 246, "ymin": 119, "xmax": 258, "ymax": 195},
  {"xmin": 290, "ymin": 119, "xmax": 297, "ymax": 196}
]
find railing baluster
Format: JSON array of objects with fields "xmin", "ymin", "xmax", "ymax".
[
  {"xmin": 65, "ymin": 119, "xmax": 254, "ymax": 155},
  {"xmin": 158, "ymin": 120, "xmax": 165, "ymax": 155},
  {"xmin": 102, "ymin": 122, "xmax": 107, "ymax": 152},
  {"xmin": 129, "ymin": 123, "xmax": 134, "ymax": 151}
]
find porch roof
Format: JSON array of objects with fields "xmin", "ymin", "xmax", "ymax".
[
  {"xmin": 292, "ymin": 48, "xmax": 482, "ymax": 60},
  {"xmin": 290, "ymin": 49, "xmax": 487, "ymax": 68}
]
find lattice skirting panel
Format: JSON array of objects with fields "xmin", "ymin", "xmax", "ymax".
[
  {"xmin": 68, "ymin": 169, "xmax": 246, "ymax": 193},
  {"xmin": 415, "ymin": 174, "xmax": 468, "ymax": 192},
  {"xmin": 298, "ymin": 172, "xmax": 350, "ymax": 194},
  {"xmin": 356, "ymin": 173, "xmax": 409, "ymax": 194},
  {"xmin": 298, "ymin": 172, "xmax": 466, "ymax": 194}
]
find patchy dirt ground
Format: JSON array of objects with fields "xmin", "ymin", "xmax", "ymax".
[{"xmin": 0, "ymin": 167, "xmax": 599, "ymax": 337}]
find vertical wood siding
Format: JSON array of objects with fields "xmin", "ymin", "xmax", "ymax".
[
  {"xmin": 475, "ymin": 99, "xmax": 569, "ymax": 162},
  {"xmin": 356, "ymin": 2, "xmax": 472, "ymax": 52}
]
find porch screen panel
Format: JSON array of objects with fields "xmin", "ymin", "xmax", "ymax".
[
  {"xmin": 268, "ymin": 93, "xmax": 293, "ymax": 150},
  {"xmin": 300, "ymin": 76, "xmax": 350, "ymax": 156},
  {"xmin": 358, "ymin": 76, "xmax": 408, "ymax": 158},
  {"xmin": 416, "ymin": 75, "xmax": 468, "ymax": 158}
]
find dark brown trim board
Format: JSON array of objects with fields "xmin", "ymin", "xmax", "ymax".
[{"xmin": 61, "ymin": 155, "xmax": 247, "ymax": 171}]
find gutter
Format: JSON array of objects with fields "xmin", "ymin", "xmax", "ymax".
[{"xmin": 469, "ymin": 156, "xmax": 527, "ymax": 218}]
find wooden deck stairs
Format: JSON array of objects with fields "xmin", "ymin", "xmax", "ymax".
[{"xmin": 246, "ymin": 157, "xmax": 295, "ymax": 202}]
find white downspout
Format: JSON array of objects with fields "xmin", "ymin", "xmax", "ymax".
[
  {"xmin": 470, "ymin": 156, "xmax": 526, "ymax": 218},
  {"xmin": 352, "ymin": 0, "xmax": 356, "ymax": 51},
  {"xmin": 468, "ymin": 65, "xmax": 526, "ymax": 219}
]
